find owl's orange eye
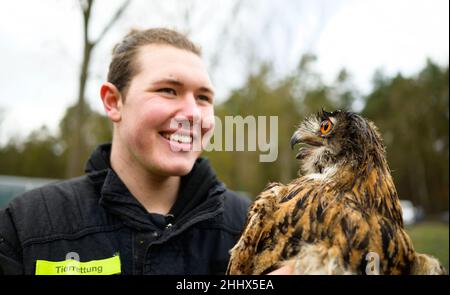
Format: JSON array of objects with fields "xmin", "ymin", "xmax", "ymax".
[{"xmin": 320, "ymin": 119, "xmax": 333, "ymax": 135}]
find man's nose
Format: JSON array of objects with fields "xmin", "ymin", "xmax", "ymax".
[{"xmin": 176, "ymin": 94, "xmax": 201, "ymax": 123}]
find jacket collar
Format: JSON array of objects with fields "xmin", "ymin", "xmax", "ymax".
[{"xmin": 85, "ymin": 143, "xmax": 226, "ymax": 232}]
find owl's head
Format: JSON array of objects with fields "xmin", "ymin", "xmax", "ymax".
[{"xmin": 290, "ymin": 110, "xmax": 386, "ymax": 175}]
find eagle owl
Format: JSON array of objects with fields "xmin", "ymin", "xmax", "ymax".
[{"xmin": 227, "ymin": 110, "xmax": 445, "ymax": 275}]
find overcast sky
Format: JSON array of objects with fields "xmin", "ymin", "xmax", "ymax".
[{"xmin": 0, "ymin": 0, "xmax": 448, "ymax": 145}]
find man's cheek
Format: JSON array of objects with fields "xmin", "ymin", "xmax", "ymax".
[
  {"xmin": 198, "ymin": 115, "xmax": 215, "ymax": 151},
  {"xmin": 203, "ymin": 115, "xmax": 215, "ymax": 134},
  {"xmin": 131, "ymin": 120, "xmax": 157, "ymax": 150}
]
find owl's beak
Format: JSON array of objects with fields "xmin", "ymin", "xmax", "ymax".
[
  {"xmin": 290, "ymin": 131, "xmax": 300, "ymax": 150},
  {"xmin": 290, "ymin": 130, "xmax": 323, "ymax": 150}
]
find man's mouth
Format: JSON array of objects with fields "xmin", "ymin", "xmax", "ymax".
[{"xmin": 159, "ymin": 131, "xmax": 194, "ymax": 144}]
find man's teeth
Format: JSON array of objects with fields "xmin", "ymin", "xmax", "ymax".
[{"xmin": 162, "ymin": 133, "xmax": 192, "ymax": 144}]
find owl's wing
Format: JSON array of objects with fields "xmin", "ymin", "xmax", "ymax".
[
  {"xmin": 227, "ymin": 183, "xmax": 287, "ymax": 275},
  {"xmin": 280, "ymin": 242, "xmax": 354, "ymax": 274},
  {"xmin": 284, "ymin": 200, "xmax": 416, "ymax": 275},
  {"xmin": 271, "ymin": 202, "xmax": 372, "ymax": 275}
]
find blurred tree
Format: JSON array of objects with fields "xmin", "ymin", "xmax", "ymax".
[
  {"xmin": 0, "ymin": 107, "xmax": 4, "ymax": 144},
  {"xmin": 0, "ymin": 137, "xmax": 22, "ymax": 176},
  {"xmin": 68, "ymin": 0, "xmax": 130, "ymax": 177},
  {"xmin": 330, "ymin": 69, "xmax": 359, "ymax": 110},
  {"xmin": 0, "ymin": 102, "xmax": 111, "ymax": 179},
  {"xmin": 363, "ymin": 61, "xmax": 449, "ymax": 214},
  {"xmin": 0, "ymin": 126, "xmax": 63, "ymax": 178},
  {"xmin": 60, "ymin": 100, "xmax": 112, "ymax": 174},
  {"xmin": 17, "ymin": 126, "xmax": 65, "ymax": 178}
]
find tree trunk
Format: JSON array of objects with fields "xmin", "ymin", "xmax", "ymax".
[
  {"xmin": 66, "ymin": 0, "xmax": 94, "ymax": 178},
  {"xmin": 66, "ymin": 41, "xmax": 93, "ymax": 177},
  {"xmin": 66, "ymin": 0, "xmax": 130, "ymax": 177}
]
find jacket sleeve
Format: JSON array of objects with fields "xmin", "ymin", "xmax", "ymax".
[{"xmin": 0, "ymin": 207, "xmax": 23, "ymax": 275}]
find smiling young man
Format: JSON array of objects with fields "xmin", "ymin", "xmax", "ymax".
[{"xmin": 0, "ymin": 28, "xmax": 251, "ymax": 275}]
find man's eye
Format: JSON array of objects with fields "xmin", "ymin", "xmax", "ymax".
[
  {"xmin": 157, "ymin": 88, "xmax": 176, "ymax": 95},
  {"xmin": 198, "ymin": 95, "xmax": 212, "ymax": 103}
]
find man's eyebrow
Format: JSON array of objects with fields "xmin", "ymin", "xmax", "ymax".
[
  {"xmin": 198, "ymin": 86, "xmax": 215, "ymax": 96},
  {"xmin": 152, "ymin": 78, "xmax": 183, "ymax": 87},
  {"xmin": 152, "ymin": 78, "xmax": 215, "ymax": 96}
]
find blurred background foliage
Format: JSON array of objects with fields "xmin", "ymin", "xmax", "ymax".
[
  {"xmin": 208, "ymin": 57, "xmax": 449, "ymax": 218},
  {"xmin": 0, "ymin": 56, "xmax": 448, "ymax": 216}
]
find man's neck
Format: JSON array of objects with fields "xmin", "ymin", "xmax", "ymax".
[{"xmin": 110, "ymin": 144, "xmax": 180, "ymax": 215}]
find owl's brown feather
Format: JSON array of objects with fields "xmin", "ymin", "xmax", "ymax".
[{"xmin": 227, "ymin": 110, "xmax": 445, "ymax": 275}]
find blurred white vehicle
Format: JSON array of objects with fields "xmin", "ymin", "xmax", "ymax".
[{"xmin": 400, "ymin": 200, "xmax": 421, "ymax": 225}]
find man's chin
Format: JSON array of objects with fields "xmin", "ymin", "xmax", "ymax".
[
  {"xmin": 165, "ymin": 166, "xmax": 193, "ymax": 177},
  {"xmin": 153, "ymin": 160, "xmax": 196, "ymax": 177}
]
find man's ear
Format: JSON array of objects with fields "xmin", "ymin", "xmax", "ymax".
[{"xmin": 100, "ymin": 82, "xmax": 122, "ymax": 122}]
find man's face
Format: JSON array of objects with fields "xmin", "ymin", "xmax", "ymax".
[{"xmin": 116, "ymin": 44, "xmax": 215, "ymax": 177}]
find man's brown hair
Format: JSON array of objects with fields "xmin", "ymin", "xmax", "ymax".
[{"xmin": 107, "ymin": 28, "xmax": 202, "ymax": 97}]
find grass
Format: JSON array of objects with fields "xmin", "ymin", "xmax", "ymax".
[{"xmin": 405, "ymin": 221, "xmax": 449, "ymax": 272}]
